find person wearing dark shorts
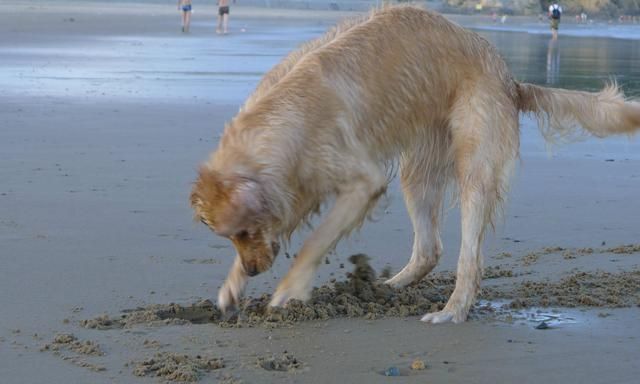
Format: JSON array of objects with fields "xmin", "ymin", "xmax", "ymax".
[
  {"xmin": 217, "ymin": 0, "xmax": 233, "ymax": 34},
  {"xmin": 177, "ymin": 0, "xmax": 192, "ymax": 33}
]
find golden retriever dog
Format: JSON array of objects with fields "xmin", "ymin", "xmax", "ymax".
[{"xmin": 190, "ymin": 5, "xmax": 640, "ymax": 323}]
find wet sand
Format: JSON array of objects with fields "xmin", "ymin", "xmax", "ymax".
[{"xmin": 1, "ymin": 1, "xmax": 640, "ymax": 383}]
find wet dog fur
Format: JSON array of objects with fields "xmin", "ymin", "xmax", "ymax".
[{"xmin": 190, "ymin": 5, "xmax": 640, "ymax": 323}]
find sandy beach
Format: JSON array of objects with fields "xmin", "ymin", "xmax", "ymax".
[{"xmin": 1, "ymin": 1, "xmax": 639, "ymax": 383}]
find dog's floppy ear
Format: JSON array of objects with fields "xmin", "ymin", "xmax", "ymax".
[
  {"xmin": 191, "ymin": 167, "xmax": 265, "ymax": 236},
  {"xmin": 229, "ymin": 177, "xmax": 264, "ymax": 218},
  {"xmin": 190, "ymin": 167, "xmax": 226, "ymax": 216}
]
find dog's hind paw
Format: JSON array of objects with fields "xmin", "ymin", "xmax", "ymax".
[
  {"xmin": 421, "ymin": 309, "xmax": 466, "ymax": 324},
  {"xmin": 384, "ymin": 261, "xmax": 434, "ymax": 288},
  {"xmin": 384, "ymin": 271, "xmax": 415, "ymax": 288}
]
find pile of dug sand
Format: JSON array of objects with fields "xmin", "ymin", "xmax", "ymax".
[
  {"xmin": 238, "ymin": 254, "xmax": 453, "ymax": 326},
  {"xmin": 79, "ymin": 252, "xmax": 640, "ymax": 328},
  {"xmin": 81, "ymin": 254, "xmax": 453, "ymax": 328}
]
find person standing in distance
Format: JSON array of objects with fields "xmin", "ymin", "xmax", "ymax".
[
  {"xmin": 548, "ymin": 2, "xmax": 562, "ymax": 40},
  {"xmin": 178, "ymin": 0, "xmax": 193, "ymax": 33},
  {"xmin": 217, "ymin": 0, "xmax": 235, "ymax": 35}
]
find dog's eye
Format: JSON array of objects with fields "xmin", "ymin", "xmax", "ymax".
[{"xmin": 200, "ymin": 218, "xmax": 216, "ymax": 231}]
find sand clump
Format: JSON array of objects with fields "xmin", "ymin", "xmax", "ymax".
[
  {"xmin": 80, "ymin": 249, "xmax": 640, "ymax": 328},
  {"xmin": 41, "ymin": 333, "xmax": 103, "ymax": 356},
  {"xmin": 132, "ymin": 352, "xmax": 225, "ymax": 382},
  {"xmin": 520, "ymin": 244, "xmax": 640, "ymax": 265},
  {"xmin": 605, "ymin": 244, "xmax": 640, "ymax": 254},
  {"xmin": 256, "ymin": 351, "xmax": 304, "ymax": 372},
  {"xmin": 40, "ymin": 333, "xmax": 106, "ymax": 372},
  {"xmin": 143, "ymin": 339, "xmax": 165, "ymax": 349},
  {"xmin": 486, "ymin": 270, "xmax": 640, "ymax": 309},
  {"xmin": 483, "ymin": 265, "xmax": 515, "ymax": 279},
  {"xmin": 410, "ymin": 358, "xmax": 426, "ymax": 370},
  {"xmin": 80, "ymin": 300, "xmax": 216, "ymax": 329},
  {"xmin": 521, "ymin": 252, "xmax": 540, "ymax": 266}
]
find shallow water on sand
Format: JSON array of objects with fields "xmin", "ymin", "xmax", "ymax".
[
  {"xmin": 4, "ymin": 15, "xmax": 640, "ymax": 101},
  {"xmin": 480, "ymin": 27, "xmax": 640, "ymax": 96},
  {"xmin": 478, "ymin": 27, "xmax": 640, "ymax": 159}
]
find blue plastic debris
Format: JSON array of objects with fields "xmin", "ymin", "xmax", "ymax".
[{"xmin": 384, "ymin": 366, "xmax": 400, "ymax": 376}]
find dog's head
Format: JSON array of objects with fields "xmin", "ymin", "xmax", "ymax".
[{"xmin": 190, "ymin": 167, "xmax": 280, "ymax": 276}]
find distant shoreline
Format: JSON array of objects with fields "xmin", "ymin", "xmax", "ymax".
[
  {"xmin": 10, "ymin": 0, "xmax": 640, "ymax": 17},
  {"xmin": 12, "ymin": 0, "xmax": 640, "ymax": 23},
  {"xmin": 12, "ymin": 0, "xmax": 640, "ymax": 41}
]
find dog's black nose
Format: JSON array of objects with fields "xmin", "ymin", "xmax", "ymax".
[{"xmin": 245, "ymin": 262, "xmax": 259, "ymax": 277}]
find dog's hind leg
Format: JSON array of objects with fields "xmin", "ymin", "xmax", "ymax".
[
  {"xmin": 269, "ymin": 171, "xmax": 387, "ymax": 308},
  {"xmin": 385, "ymin": 150, "xmax": 449, "ymax": 288},
  {"xmin": 422, "ymin": 91, "xmax": 518, "ymax": 324}
]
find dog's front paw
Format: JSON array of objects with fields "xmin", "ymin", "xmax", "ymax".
[
  {"xmin": 420, "ymin": 308, "xmax": 467, "ymax": 324},
  {"xmin": 269, "ymin": 280, "xmax": 311, "ymax": 308},
  {"xmin": 217, "ymin": 278, "xmax": 245, "ymax": 313}
]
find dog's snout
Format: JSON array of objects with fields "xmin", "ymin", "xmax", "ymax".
[
  {"xmin": 271, "ymin": 241, "xmax": 280, "ymax": 257},
  {"xmin": 245, "ymin": 261, "xmax": 259, "ymax": 277}
]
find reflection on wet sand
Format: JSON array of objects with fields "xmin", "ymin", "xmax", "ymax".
[{"xmin": 546, "ymin": 38, "xmax": 560, "ymax": 84}]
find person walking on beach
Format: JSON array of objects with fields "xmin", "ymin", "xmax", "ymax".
[
  {"xmin": 178, "ymin": 0, "xmax": 193, "ymax": 33},
  {"xmin": 548, "ymin": 2, "xmax": 562, "ymax": 39},
  {"xmin": 217, "ymin": 0, "xmax": 234, "ymax": 34}
]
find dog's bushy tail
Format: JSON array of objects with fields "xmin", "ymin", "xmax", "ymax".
[{"xmin": 516, "ymin": 82, "xmax": 640, "ymax": 142}]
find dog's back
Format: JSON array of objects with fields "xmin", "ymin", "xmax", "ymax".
[
  {"xmin": 234, "ymin": 6, "xmax": 518, "ymax": 161},
  {"xmin": 236, "ymin": 5, "xmax": 639, "ymax": 167}
]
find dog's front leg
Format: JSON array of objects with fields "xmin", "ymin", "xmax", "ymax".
[
  {"xmin": 217, "ymin": 255, "xmax": 249, "ymax": 313},
  {"xmin": 270, "ymin": 177, "xmax": 386, "ymax": 307}
]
